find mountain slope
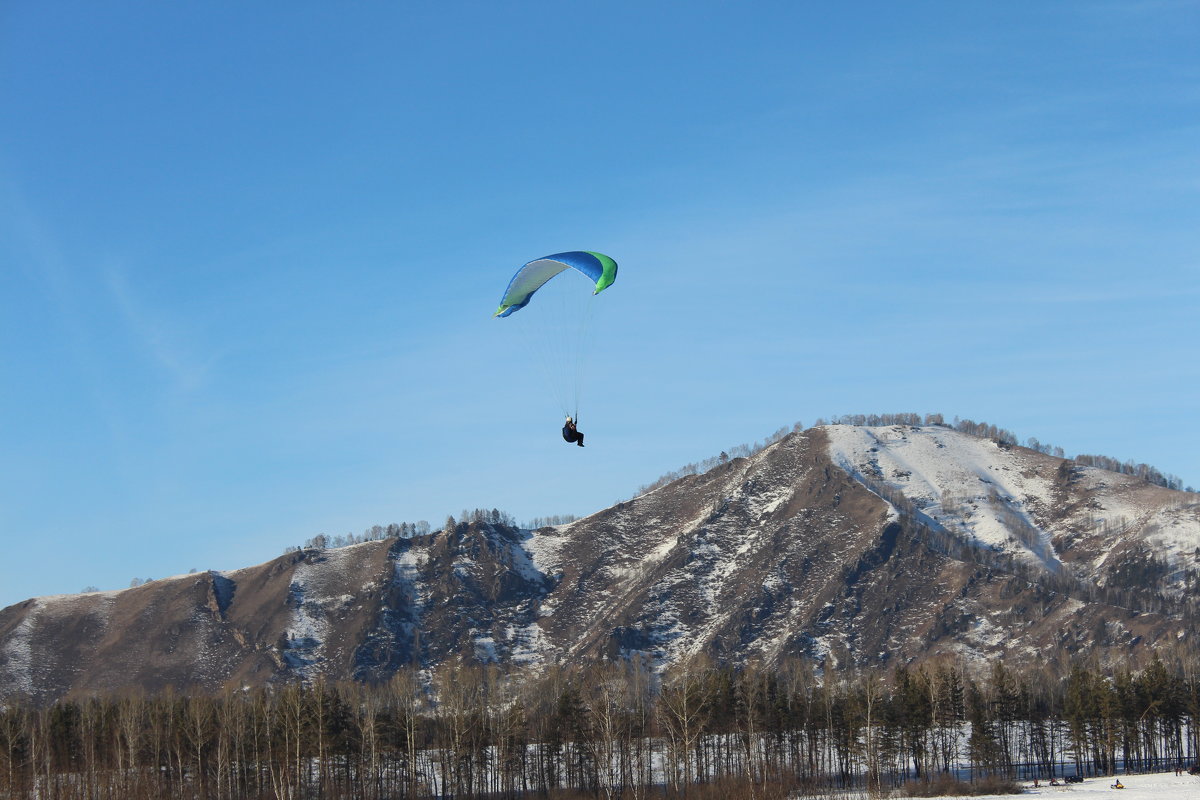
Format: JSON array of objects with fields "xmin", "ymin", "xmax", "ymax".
[
  {"xmin": 2, "ymin": 424, "xmax": 1196, "ymax": 703},
  {"xmin": 825, "ymin": 424, "xmax": 1200, "ymax": 600}
]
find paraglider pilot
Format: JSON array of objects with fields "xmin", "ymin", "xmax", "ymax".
[{"xmin": 562, "ymin": 417, "xmax": 584, "ymax": 447}]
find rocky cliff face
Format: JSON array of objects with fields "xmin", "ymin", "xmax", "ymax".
[{"xmin": 3, "ymin": 425, "xmax": 1197, "ymax": 703}]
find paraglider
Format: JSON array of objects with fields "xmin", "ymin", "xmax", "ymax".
[
  {"xmin": 494, "ymin": 251, "xmax": 617, "ymax": 444},
  {"xmin": 562, "ymin": 416, "xmax": 584, "ymax": 447},
  {"xmin": 493, "ymin": 251, "xmax": 617, "ymax": 318}
]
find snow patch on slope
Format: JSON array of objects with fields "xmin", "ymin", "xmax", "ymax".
[
  {"xmin": 825, "ymin": 425, "xmax": 1063, "ymax": 571},
  {"xmin": 1075, "ymin": 469, "xmax": 1200, "ymax": 557},
  {"xmin": 284, "ymin": 546, "xmax": 368, "ymax": 677},
  {"xmin": 506, "ymin": 621, "xmax": 550, "ymax": 664},
  {"xmin": 394, "ymin": 545, "xmax": 429, "ymax": 625},
  {"xmin": 0, "ymin": 603, "xmax": 38, "ymax": 697},
  {"xmin": 522, "ymin": 527, "xmax": 569, "ymax": 577}
]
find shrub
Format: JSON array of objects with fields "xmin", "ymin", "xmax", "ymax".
[{"xmin": 903, "ymin": 774, "xmax": 1023, "ymax": 797}]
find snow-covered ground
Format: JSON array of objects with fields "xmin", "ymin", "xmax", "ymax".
[{"xmin": 976, "ymin": 772, "xmax": 1198, "ymax": 800}]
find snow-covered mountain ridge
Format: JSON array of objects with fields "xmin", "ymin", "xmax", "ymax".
[
  {"xmin": 826, "ymin": 424, "xmax": 1199, "ymax": 594},
  {"xmin": 2, "ymin": 424, "xmax": 1197, "ymax": 703}
]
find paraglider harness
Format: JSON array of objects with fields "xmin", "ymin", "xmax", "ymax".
[{"xmin": 562, "ymin": 417, "xmax": 584, "ymax": 446}]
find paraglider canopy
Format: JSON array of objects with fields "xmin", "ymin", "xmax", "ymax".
[
  {"xmin": 494, "ymin": 251, "xmax": 617, "ymax": 318},
  {"xmin": 493, "ymin": 250, "xmax": 618, "ymax": 423}
]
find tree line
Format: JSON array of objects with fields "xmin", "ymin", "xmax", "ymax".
[
  {"xmin": 633, "ymin": 423, "xmax": 803, "ymax": 498},
  {"xmin": 3, "ymin": 654, "xmax": 1198, "ymax": 800},
  {"xmin": 1071, "ymin": 454, "xmax": 1188, "ymax": 493},
  {"xmin": 288, "ymin": 511, "xmax": 589, "ymax": 557}
]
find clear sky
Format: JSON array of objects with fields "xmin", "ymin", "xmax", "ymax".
[{"xmin": 2, "ymin": 1, "xmax": 1198, "ymax": 609}]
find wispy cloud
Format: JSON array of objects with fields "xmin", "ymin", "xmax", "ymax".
[
  {"xmin": 2, "ymin": 177, "xmax": 85, "ymax": 338},
  {"xmin": 103, "ymin": 266, "xmax": 214, "ymax": 392},
  {"xmin": 0, "ymin": 176, "xmax": 127, "ymax": 432}
]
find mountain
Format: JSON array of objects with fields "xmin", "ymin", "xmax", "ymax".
[{"xmin": 3, "ymin": 424, "xmax": 1198, "ymax": 703}]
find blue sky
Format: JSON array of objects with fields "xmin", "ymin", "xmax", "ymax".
[{"xmin": 2, "ymin": 1, "xmax": 1197, "ymax": 609}]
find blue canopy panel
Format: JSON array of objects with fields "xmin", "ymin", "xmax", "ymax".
[{"xmin": 494, "ymin": 251, "xmax": 617, "ymax": 317}]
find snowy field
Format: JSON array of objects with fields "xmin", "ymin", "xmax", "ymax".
[{"xmin": 975, "ymin": 772, "xmax": 1198, "ymax": 800}]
